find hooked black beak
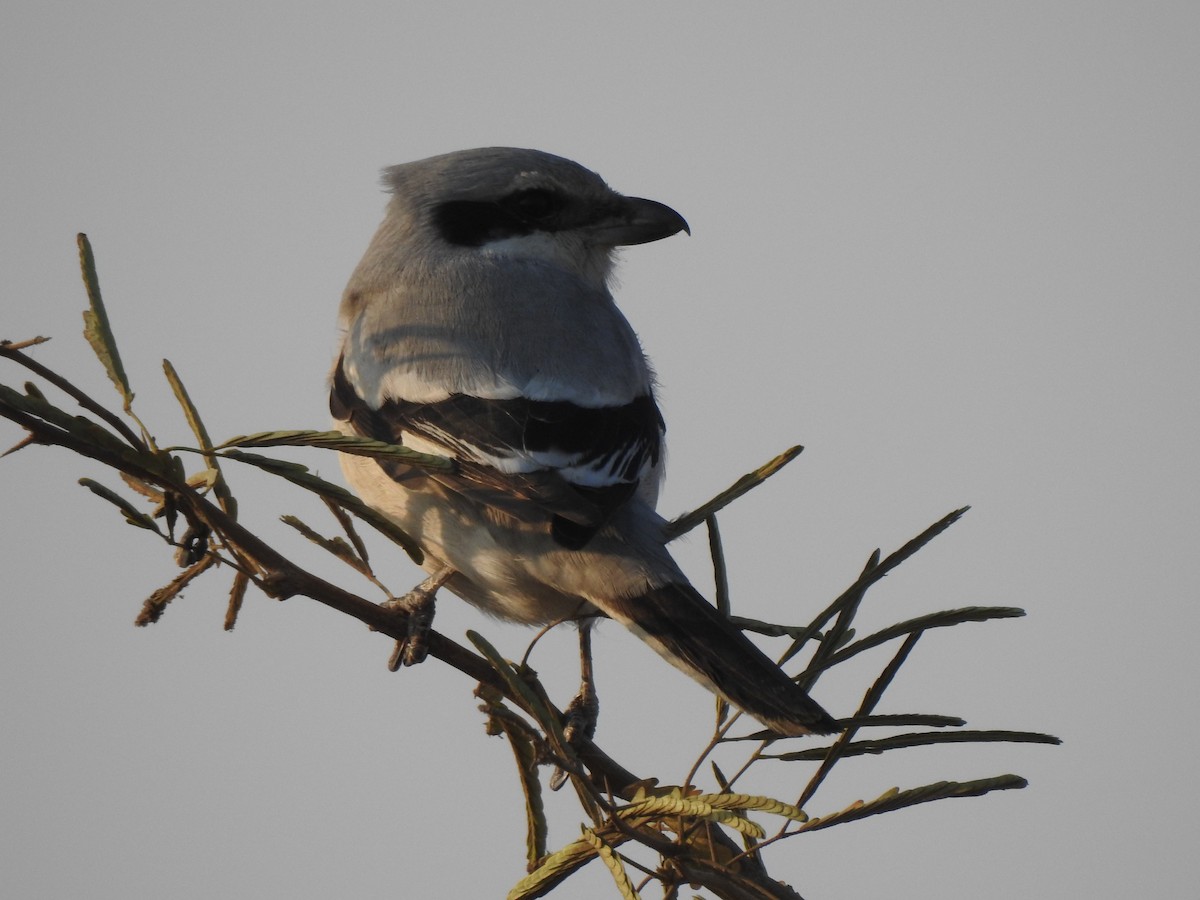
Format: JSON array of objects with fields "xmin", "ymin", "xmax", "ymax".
[{"xmin": 586, "ymin": 196, "xmax": 690, "ymax": 246}]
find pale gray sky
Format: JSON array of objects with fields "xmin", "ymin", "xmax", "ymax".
[{"xmin": 3, "ymin": 4, "xmax": 1197, "ymax": 898}]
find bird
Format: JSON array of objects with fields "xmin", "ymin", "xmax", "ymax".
[{"xmin": 329, "ymin": 147, "xmax": 837, "ymax": 740}]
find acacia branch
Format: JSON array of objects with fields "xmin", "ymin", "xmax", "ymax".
[{"xmin": 1, "ymin": 235, "xmax": 1057, "ymax": 900}]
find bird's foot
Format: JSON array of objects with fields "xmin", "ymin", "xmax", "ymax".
[
  {"xmin": 561, "ymin": 684, "xmax": 599, "ymax": 745},
  {"xmin": 383, "ymin": 566, "xmax": 454, "ymax": 669},
  {"xmin": 550, "ymin": 682, "xmax": 599, "ymax": 791}
]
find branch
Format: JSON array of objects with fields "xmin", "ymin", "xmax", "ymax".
[{"xmin": 0, "ymin": 235, "xmax": 1059, "ymax": 900}]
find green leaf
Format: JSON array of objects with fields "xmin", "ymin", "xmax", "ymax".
[
  {"xmin": 218, "ymin": 429, "xmax": 453, "ymax": 471},
  {"xmin": 507, "ymin": 833, "xmax": 605, "ymax": 900},
  {"xmin": 163, "ymin": 359, "xmax": 237, "ymax": 517},
  {"xmin": 798, "ymin": 774, "xmax": 1029, "ymax": 832},
  {"xmin": 281, "ymin": 514, "xmax": 371, "ymax": 577},
  {"xmin": 784, "ymin": 507, "xmax": 972, "ymax": 668},
  {"xmin": 817, "ymin": 606, "xmax": 1026, "ymax": 670},
  {"xmin": 78, "ymin": 477, "xmax": 161, "ymax": 533},
  {"xmin": 219, "ymin": 448, "xmax": 312, "ymax": 476},
  {"xmin": 769, "ymin": 729, "xmax": 1062, "ymax": 761},
  {"xmin": 582, "ymin": 827, "xmax": 641, "ymax": 900},
  {"xmin": 466, "ymin": 631, "xmax": 567, "ymax": 744},
  {"xmin": 77, "ymin": 234, "xmax": 134, "ymax": 412},
  {"xmin": 216, "ymin": 449, "xmax": 423, "ymax": 563},
  {"xmin": 726, "ymin": 615, "xmax": 812, "ymax": 639},
  {"xmin": 482, "ymin": 694, "xmax": 548, "ymax": 868},
  {"xmin": 617, "ymin": 795, "xmax": 774, "ymax": 838},
  {"xmin": 693, "ymin": 793, "xmax": 809, "ymax": 823},
  {"xmin": 322, "ymin": 496, "xmax": 372, "ymax": 570},
  {"xmin": 666, "ymin": 445, "xmax": 803, "ymax": 539},
  {"xmin": 0, "ymin": 382, "xmax": 176, "ymax": 482}
]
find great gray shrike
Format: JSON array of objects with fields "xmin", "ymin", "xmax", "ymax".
[{"xmin": 330, "ymin": 147, "xmax": 836, "ymax": 738}]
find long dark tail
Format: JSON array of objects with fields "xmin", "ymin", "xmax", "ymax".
[{"xmin": 610, "ymin": 582, "xmax": 838, "ymax": 736}]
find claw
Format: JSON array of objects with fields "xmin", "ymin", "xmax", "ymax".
[
  {"xmin": 384, "ymin": 566, "xmax": 454, "ymax": 669},
  {"xmin": 561, "ymin": 683, "xmax": 598, "ymax": 746}
]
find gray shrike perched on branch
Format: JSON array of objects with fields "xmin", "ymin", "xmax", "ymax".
[{"xmin": 330, "ymin": 147, "xmax": 836, "ymax": 737}]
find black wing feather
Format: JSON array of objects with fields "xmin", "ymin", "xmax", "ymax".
[{"xmin": 330, "ymin": 357, "xmax": 663, "ymax": 548}]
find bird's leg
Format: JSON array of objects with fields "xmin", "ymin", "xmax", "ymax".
[
  {"xmin": 562, "ymin": 622, "xmax": 599, "ymax": 744},
  {"xmin": 551, "ymin": 622, "xmax": 600, "ymax": 790},
  {"xmin": 383, "ymin": 566, "xmax": 454, "ymax": 669}
]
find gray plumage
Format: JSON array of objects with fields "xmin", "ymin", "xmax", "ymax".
[{"xmin": 331, "ymin": 147, "xmax": 836, "ymax": 736}]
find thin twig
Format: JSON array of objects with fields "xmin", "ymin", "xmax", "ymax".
[
  {"xmin": 798, "ymin": 632, "xmax": 924, "ymax": 810},
  {"xmin": 0, "ymin": 342, "xmax": 147, "ymax": 450}
]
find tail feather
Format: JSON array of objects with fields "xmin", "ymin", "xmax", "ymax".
[{"xmin": 606, "ymin": 582, "xmax": 837, "ymax": 736}]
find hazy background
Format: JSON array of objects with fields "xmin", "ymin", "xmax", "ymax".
[{"xmin": 3, "ymin": 4, "xmax": 1196, "ymax": 897}]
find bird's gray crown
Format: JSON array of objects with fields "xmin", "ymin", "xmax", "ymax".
[{"xmin": 382, "ymin": 147, "xmax": 613, "ymax": 206}]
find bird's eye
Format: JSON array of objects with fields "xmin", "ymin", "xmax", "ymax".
[{"xmin": 505, "ymin": 188, "xmax": 564, "ymax": 222}]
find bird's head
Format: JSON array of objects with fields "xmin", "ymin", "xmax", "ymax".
[{"xmin": 381, "ymin": 147, "xmax": 689, "ymax": 288}]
